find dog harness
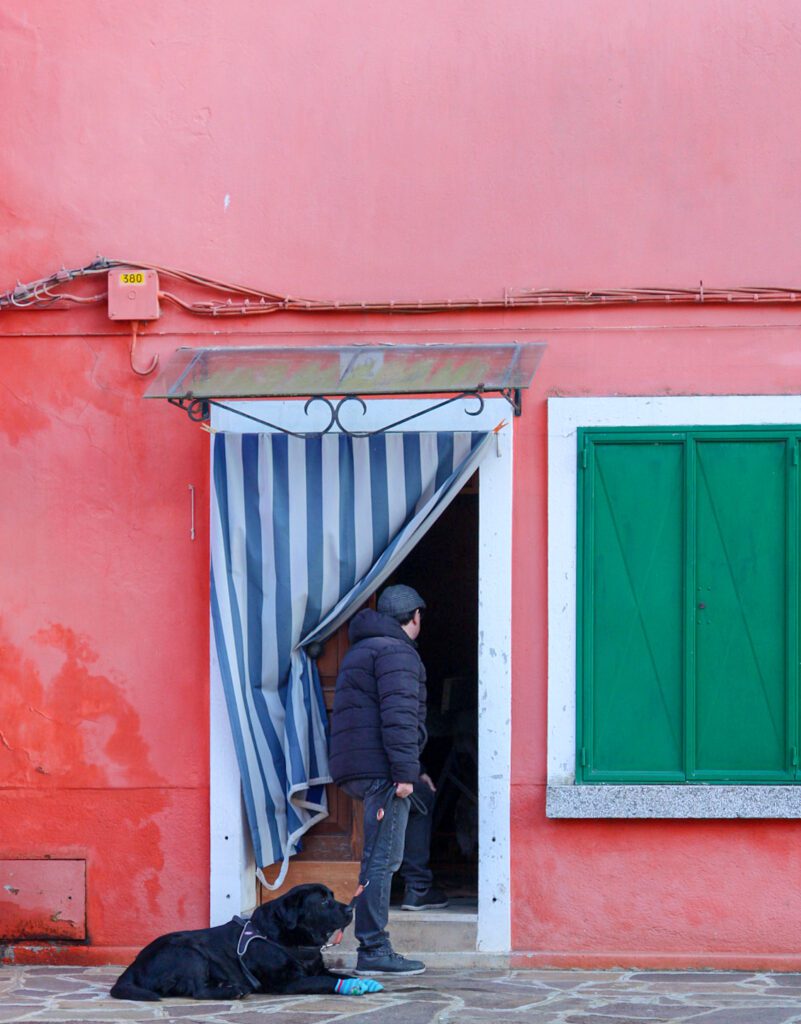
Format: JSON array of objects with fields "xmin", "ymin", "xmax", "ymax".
[
  {"xmin": 233, "ymin": 916, "xmax": 270, "ymax": 990},
  {"xmin": 232, "ymin": 915, "xmax": 344, "ymax": 989},
  {"xmin": 234, "ymin": 915, "xmax": 265, "ymax": 957}
]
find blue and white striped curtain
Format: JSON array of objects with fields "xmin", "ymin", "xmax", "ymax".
[{"xmin": 211, "ymin": 430, "xmax": 492, "ymax": 887}]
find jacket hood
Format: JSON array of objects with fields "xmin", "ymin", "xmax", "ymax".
[{"xmin": 348, "ymin": 608, "xmax": 413, "ymax": 646}]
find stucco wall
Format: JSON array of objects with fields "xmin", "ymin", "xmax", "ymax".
[
  {"xmin": 511, "ymin": 324, "xmax": 801, "ymax": 968},
  {"xmin": 0, "ymin": 336, "xmax": 210, "ymax": 957},
  {"xmin": 3, "ymin": 0, "xmax": 801, "ymax": 964},
  {"xmin": 5, "ymin": 0, "xmax": 801, "ymax": 292}
]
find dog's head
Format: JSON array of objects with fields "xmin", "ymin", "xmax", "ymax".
[{"xmin": 251, "ymin": 883, "xmax": 353, "ymax": 948}]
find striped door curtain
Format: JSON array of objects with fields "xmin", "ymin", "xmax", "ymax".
[{"xmin": 211, "ymin": 429, "xmax": 492, "ymax": 887}]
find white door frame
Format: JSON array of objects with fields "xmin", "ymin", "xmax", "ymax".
[{"xmin": 209, "ymin": 397, "xmax": 513, "ymax": 952}]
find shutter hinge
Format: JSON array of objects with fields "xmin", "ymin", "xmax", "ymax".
[
  {"xmin": 793, "ymin": 446, "xmax": 799, "ymax": 467},
  {"xmin": 792, "ymin": 746, "xmax": 799, "ymax": 768},
  {"xmin": 580, "ymin": 747, "xmax": 588, "ymax": 767}
]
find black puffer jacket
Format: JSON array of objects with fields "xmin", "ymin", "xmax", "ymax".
[{"xmin": 328, "ymin": 609, "xmax": 427, "ymax": 785}]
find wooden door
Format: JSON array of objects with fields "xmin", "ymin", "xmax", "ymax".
[{"xmin": 258, "ymin": 609, "xmax": 370, "ymax": 905}]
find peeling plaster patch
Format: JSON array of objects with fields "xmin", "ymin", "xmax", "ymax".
[
  {"xmin": 0, "ymin": 860, "xmax": 86, "ymax": 940},
  {"xmin": 191, "ymin": 106, "xmax": 212, "ymax": 137},
  {"xmin": 28, "ymin": 705, "xmax": 57, "ymax": 723},
  {"xmin": 223, "ymin": 193, "xmax": 231, "ymax": 211},
  {"xmin": 0, "ymin": 622, "xmax": 165, "ymax": 789}
]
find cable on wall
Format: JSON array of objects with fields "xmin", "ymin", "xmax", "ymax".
[{"xmin": 4, "ymin": 256, "xmax": 801, "ymax": 318}]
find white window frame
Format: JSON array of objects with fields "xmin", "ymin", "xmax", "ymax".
[
  {"xmin": 209, "ymin": 397, "xmax": 513, "ymax": 952},
  {"xmin": 547, "ymin": 395, "xmax": 801, "ymax": 819}
]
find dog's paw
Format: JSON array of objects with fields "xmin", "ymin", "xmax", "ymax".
[
  {"xmin": 335, "ymin": 978, "xmax": 384, "ymax": 995},
  {"xmin": 216, "ymin": 984, "xmax": 249, "ymax": 1000}
]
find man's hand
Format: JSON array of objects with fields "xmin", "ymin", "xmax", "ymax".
[
  {"xmin": 419, "ymin": 773, "xmax": 436, "ymax": 793},
  {"xmin": 395, "ymin": 782, "xmax": 413, "ymax": 798}
]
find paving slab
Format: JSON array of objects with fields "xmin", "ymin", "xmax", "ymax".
[{"xmin": 4, "ymin": 965, "xmax": 801, "ymax": 1023}]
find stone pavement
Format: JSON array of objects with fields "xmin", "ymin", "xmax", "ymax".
[{"xmin": 4, "ymin": 965, "xmax": 801, "ymax": 1023}]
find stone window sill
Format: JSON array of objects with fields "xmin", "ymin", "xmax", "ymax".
[{"xmin": 546, "ymin": 784, "xmax": 801, "ymax": 819}]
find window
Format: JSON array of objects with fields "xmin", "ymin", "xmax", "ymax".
[{"xmin": 578, "ymin": 427, "xmax": 798, "ymax": 784}]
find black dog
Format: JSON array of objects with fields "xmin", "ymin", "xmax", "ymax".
[{"xmin": 111, "ymin": 883, "xmax": 366, "ymax": 1001}]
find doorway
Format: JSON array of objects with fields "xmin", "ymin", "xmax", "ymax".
[
  {"xmin": 385, "ymin": 473, "xmax": 479, "ymax": 903},
  {"xmin": 209, "ymin": 397, "xmax": 512, "ymax": 952}
]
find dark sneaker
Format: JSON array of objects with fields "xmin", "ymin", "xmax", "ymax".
[
  {"xmin": 400, "ymin": 886, "xmax": 449, "ymax": 911},
  {"xmin": 355, "ymin": 948, "xmax": 427, "ymax": 976}
]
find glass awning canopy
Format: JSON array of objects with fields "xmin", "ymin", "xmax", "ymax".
[{"xmin": 143, "ymin": 342, "xmax": 545, "ymax": 401}]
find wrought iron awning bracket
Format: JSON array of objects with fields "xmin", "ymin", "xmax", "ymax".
[
  {"xmin": 165, "ymin": 390, "xmax": 512, "ymax": 437},
  {"xmin": 501, "ymin": 387, "xmax": 523, "ymax": 416},
  {"xmin": 168, "ymin": 396, "xmax": 210, "ymax": 422}
]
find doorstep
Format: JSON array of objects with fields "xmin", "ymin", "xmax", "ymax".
[{"xmin": 323, "ymin": 901, "xmax": 511, "ymax": 969}]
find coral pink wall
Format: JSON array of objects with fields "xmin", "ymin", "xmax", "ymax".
[
  {"xmin": 4, "ymin": 1, "xmax": 801, "ymax": 963},
  {"xmin": 511, "ymin": 322, "xmax": 801, "ymax": 968},
  {"xmin": 5, "ymin": 1, "xmax": 801, "ymax": 294},
  {"xmin": 0, "ymin": 335, "xmax": 210, "ymax": 956}
]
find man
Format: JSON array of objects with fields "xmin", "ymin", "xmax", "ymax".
[{"xmin": 328, "ymin": 584, "xmax": 444, "ymax": 976}]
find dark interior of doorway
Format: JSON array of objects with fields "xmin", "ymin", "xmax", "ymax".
[{"xmin": 386, "ymin": 473, "xmax": 478, "ymax": 902}]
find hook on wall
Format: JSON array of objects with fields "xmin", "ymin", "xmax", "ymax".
[{"xmin": 129, "ymin": 321, "xmax": 159, "ymax": 376}]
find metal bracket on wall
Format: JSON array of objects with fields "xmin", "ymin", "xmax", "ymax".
[
  {"xmin": 166, "ymin": 390, "xmax": 509, "ymax": 437},
  {"xmin": 500, "ymin": 387, "xmax": 523, "ymax": 416},
  {"xmin": 168, "ymin": 396, "xmax": 210, "ymax": 422},
  {"xmin": 188, "ymin": 484, "xmax": 196, "ymax": 541}
]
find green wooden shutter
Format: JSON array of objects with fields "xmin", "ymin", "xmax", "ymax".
[
  {"xmin": 578, "ymin": 427, "xmax": 799, "ymax": 784},
  {"xmin": 581, "ymin": 438, "xmax": 684, "ymax": 780},
  {"xmin": 693, "ymin": 438, "xmax": 792, "ymax": 780}
]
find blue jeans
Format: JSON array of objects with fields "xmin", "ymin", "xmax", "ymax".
[{"xmin": 342, "ymin": 779, "xmax": 411, "ymax": 952}]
